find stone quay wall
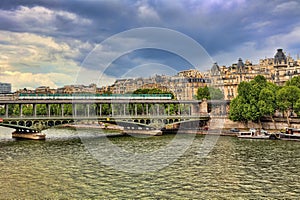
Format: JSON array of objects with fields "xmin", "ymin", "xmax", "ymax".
[{"xmin": 209, "ymin": 116, "xmax": 300, "ymax": 130}]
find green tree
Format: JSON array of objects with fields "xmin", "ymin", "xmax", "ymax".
[
  {"xmin": 196, "ymin": 86, "xmax": 210, "ymax": 100},
  {"xmin": 0, "ymin": 107, "xmax": 5, "ymax": 115},
  {"xmin": 64, "ymin": 104, "xmax": 73, "ymax": 116},
  {"xmin": 229, "ymin": 75, "xmax": 277, "ymax": 128},
  {"xmin": 13, "ymin": 105, "xmax": 20, "ymax": 116},
  {"xmin": 229, "ymin": 96, "xmax": 247, "ymax": 122},
  {"xmin": 196, "ymin": 86, "xmax": 224, "ymax": 100},
  {"xmin": 22, "ymin": 105, "xmax": 33, "ymax": 116},
  {"xmin": 36, "ymin": 104, "xmax": 47, "ymax": 115},
  {"xmin": 132, "ymin": 88, "xmax": 175, "ymax": 99},
  {"xmin": 276, "ymin": 86, "xmax": 300, "ymax": 126},
  {"xmin": 257, "ymin": 87, "xmax": 277, "ymax": 129},
  {"xmin": 285, "ymin": 76, "xmax": 300, "ymax": 88},
  {"xmin": 294, "ymin": 99, "xmax": 300, "ymax": 117}
]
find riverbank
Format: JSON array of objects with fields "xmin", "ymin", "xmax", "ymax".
[{"xmin": 209, "ymin": 116, "xmax": 300, "ymax": 130}]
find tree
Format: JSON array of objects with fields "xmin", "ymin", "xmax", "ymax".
[
  {"xmin": 294, "ymin": 99, "xmax": 300, "ymax": 117},
  {"xmin": 285, "ymin": 76, "xmax": 300, "ymax": 88},
  {"xmin": 276, "ymin": 86, "xmax": 300, "ymax": 126},
  {"xmin": 196, "ymin": 86, "xmax": 224, "ymax": 100},
  {"xmin": 133, "ymin": 88, "xmax": 175, "ymax": 99},
  {"xmin": 257, "ymin": 87, "xmax": 277, "ymax": 129},
  {"xmin": 229, "ymin": 75, "xmax": 277, "ymax": 128},
  {"xmin": 196, "ymin": 86, "xmax": 210, "ymax": 100},
  {"xmin": 0, "ymin": 107, "xmax": 5, "ymax": 115},
  {"xmin": 22, "ymin": 105, "xmax": 33, "ymax": 116},
  {"xmin": 229, "ymin": 96, "xmax": 248, "ymax": 123}
]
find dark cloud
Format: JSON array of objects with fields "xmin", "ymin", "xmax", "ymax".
[
  {"xmin": 1, "ymin": 0, "xmax": 300, "ymax": 81},
  {"xmin": 104, "ymin": 49, "xmax": 194, "ymax": 78}
]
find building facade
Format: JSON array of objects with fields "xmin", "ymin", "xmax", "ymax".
[
  {"xmin": 208, "ymin": 49, "xmax": 300, "ymax": 100},
  {"xmin": 0, "ymin": 82, "xmax": 11, "ymax": 94},
  {"xmin": 110, "ymin": 69, "xmax": 207, "ymax": 100}
]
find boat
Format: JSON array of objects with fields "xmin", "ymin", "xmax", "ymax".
[
  {"xmin": 237, "ymin": 128, "xmax": 271, "ymax": 139},
  {"xmin": 277, "ymin": 127, "xmax": 300, "ymax": 140},
  {"xmin": 12, "ymin": 129, "xmax": 46, "ymax": 140}
]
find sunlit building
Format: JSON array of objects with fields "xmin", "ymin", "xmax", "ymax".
[{"xmin": 208, "ymin": 49, "xmax": 300, "ymax": 100}]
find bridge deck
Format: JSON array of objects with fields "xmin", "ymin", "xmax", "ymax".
[{"xmin": 0, "ymin": 122, "xmax": 36, "ymax": 131}]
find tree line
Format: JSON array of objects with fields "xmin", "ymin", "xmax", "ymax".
[{"xmin": 229, "ymin": 75, "xmax": 300, "ymax": 128}]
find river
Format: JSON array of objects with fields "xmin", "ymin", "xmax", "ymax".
[{"xmin": 0, "ymin": 127, "xmax": 299, "ymax": 199}]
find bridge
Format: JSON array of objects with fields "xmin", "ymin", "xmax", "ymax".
[{"xmin": 0, "ymin": 94, "xmax": 230, "ymax": 137}]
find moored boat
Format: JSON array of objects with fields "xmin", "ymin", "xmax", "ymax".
[
  {"xmin": 237, "ymin": 128, "xmax": 270, "ymax": 139},
  {"xmin": 278, "ymin": 127, "xmax": 300, "ymax": 140}
]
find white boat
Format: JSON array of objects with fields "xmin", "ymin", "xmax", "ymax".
[{"xmin": 238, "ymin": 129, "xmax": 270, "ymax": 139}]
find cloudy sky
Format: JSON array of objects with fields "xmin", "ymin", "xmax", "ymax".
[{"xmin": 0, "ymin": 0, "xmax": 300, "ymax": 91}]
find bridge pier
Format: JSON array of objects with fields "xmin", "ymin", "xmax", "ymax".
[
  {"xmin": 46, "ymin": 104, "xmax": 51, "ymax": 117},
  {"xmin": 33, "ymin": 104, "xmax": 37, "ymax": 117},
  {"xmin": 73, "ymin": 104, "xmax": 77, "ymax": 117},
  {"xmin": 5, "ymin": 104, "xmax": 8, "ymax": 118},
  {"xmin": 19, "ymin": 104, "xmax": 23, "ymax": 117},
  {"xmin": 99, "ymin": 104, "xmax": 102, "ymax": 116}
]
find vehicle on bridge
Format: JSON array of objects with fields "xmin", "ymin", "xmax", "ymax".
[{"xmin": 17, "ymin": 93, "xmax": 173, "ymax": 100}]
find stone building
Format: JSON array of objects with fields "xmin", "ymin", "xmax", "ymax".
[
  {"xmin": 57, "ymin": 83, "xmax": 97, "ymax": 94},
  {"xmin": 110, "ymin": 69, "xmax": 207, "ymax": 100},
  {"xmin": 208, "ymin": 49, "xmax": 300, "ymax": 100}
]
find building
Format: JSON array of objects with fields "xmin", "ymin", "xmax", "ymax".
[
  {"xmin": 57, "ymin": 83, "xmax": 97, "ymax": 94},
  {"xmin": 208, "ymin": 49, "xmax": 300, "ymax": 100},
  {"xmin": 35, "ymin": 86, "xmax": 56, "ymax": 94},
  {"xmin": 0, "ymin": 82, "xmax": 11, "ymax": 94},
  {"xmin": 110, "ymin": 69, "xmax": 207, "ymax": 100}
]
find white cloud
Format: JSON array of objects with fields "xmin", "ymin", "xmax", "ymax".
[
  {"xmin": 0, "ymin": 31, "xmax": 96, "ymax": 91},
  {"xmin": 0, "ymin": 71, "xmax": 73, "ymax": 91},
  {"xmin": 273, "ymin": 1, "xmax": 299, "ymax": 13},
  {"xmin": 74, "ymin": 67, "xmax": 116, "ymax": 87},
  {"xmin": 246, "ymin": 21, "xmax": 272, "ymax": 30},
  {"xmin": 213, "ymin": 26, "xmax": 300, "ymax": 67},
  {"xmin": 136, "ymin": 1, "xmax": 160, "ymax": 22},
  {"xmin": 0, "ymin": 6, "xmax": 91, "ymax": 33},
  {"xmin": 266, "ymin": 26, "xmax": 300, "ymax": 48}
]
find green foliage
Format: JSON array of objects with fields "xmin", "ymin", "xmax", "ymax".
[
  {"xmin": 276, "ymin": 86, "xmax": 300, "ymax": 113},
  {"xmin": 294, "ymin": 99, "xmax": 300, "ymax": 116},
  {"xmin": 12, "ymin": 105, "xmax": 20, "ymax": 116},
  {"xmin": 285, "ymin": 76, "xmax": 300, "ymax": 88},
  {"xmin": 132, "ymin": 88, "xmax": 175, "ymax": 99},
  {"xmin": 196, "ymin": 86, "xmax": 210, "ymax": 100},
  {"xmin": 37, "ymin": 104, "xmax": 47, "ymax": 115},
  {"xmin": 102, "ymin": 104, "xmax": 111, "ymax": 115},
  {"xmin": 196, "ymin": 86, "xmax": 224, "ymax": 100},
  {"xmin": 228, "ymin": 96, "xmax": 247, "ymax": 122},
  {"xmin": 229, "ymin": 75, "xmax": 278, "ymax": 124},
  {"xmin": 22, "ymin": 105, "xmax": 33, "ymax": 116},
  {"xmin": 258, "ymin": 88, "xmax": 277, "ymax": 117},
  {"xmin": 0, "ymin": 107, "xmax": 5, "ymax": 115},
  {"xmin": 64, "ymin": 104, "xmax": 73, "ymax": 116}
]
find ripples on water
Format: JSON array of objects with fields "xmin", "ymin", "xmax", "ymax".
[{"xmin": 0, "ymin": 127, "xmax": 300, "ymax": 199}]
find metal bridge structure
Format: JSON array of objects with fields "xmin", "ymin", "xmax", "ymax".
[{"xmin": 0, "ymin": 94, "xmax": 229, "ymax": 133}]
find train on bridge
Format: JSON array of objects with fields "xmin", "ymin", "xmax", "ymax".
[{"xmin": 17, "ymin": 93, "xmax": 173, "ymax": 100}]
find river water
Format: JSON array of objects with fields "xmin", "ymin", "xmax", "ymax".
[{"xmin": 0, "ymin": 127, "xmax": 299, "ymax": 199}]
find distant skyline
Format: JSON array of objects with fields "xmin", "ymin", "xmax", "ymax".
[{"xmin": 1, "ymin": 0, "xmax": 300, "ymax": 91}]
